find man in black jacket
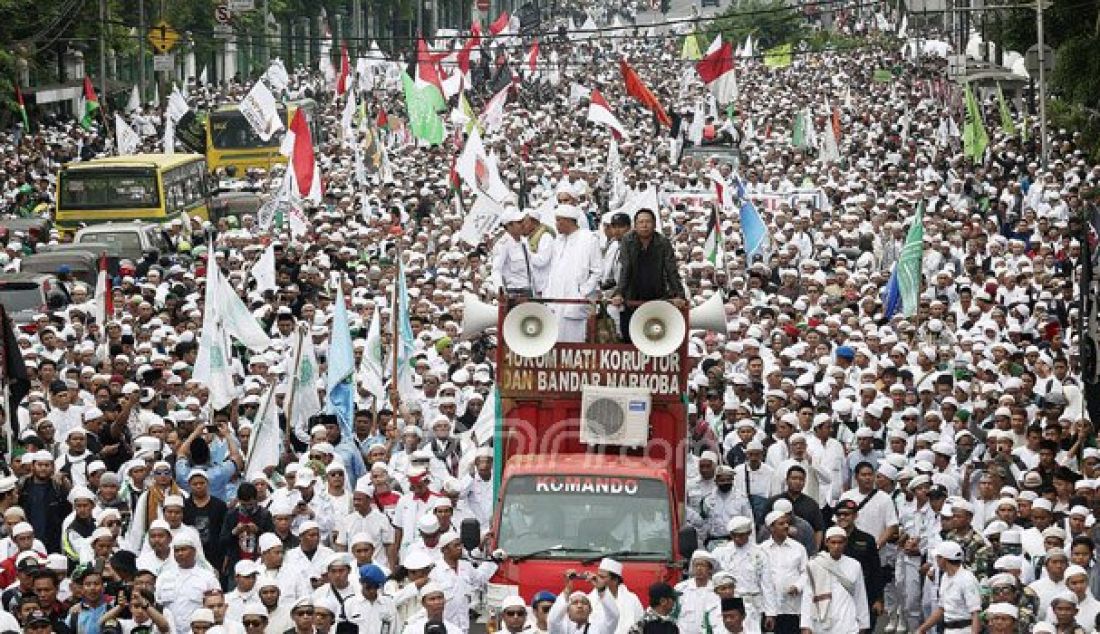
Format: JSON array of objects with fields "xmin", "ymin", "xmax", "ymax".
[
  {"xmin": 17, "ymin": 451, "xmax": 70, "ymax": 554},
  {"xmin": 610, "ymin": 208, "xmax": 686, "ymax": 342}
]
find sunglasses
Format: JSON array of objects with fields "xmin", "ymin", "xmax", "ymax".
[
  {"xmin": 503, "ymin": 610, "xmax": 527, "ymax": 617},
  {"xmin": 153, "ymin": 469, "xmax": 171, "ymax": 476},
  {"xmin": 243, "ymin": 621, "xmax": 265, "ymax": 628},
  {"xmin": 294, "ymin": 610, "xmax": 314, "ymax": 616}
]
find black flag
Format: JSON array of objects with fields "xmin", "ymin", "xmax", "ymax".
[{"xmin": 0, "ymin": 305, "xmax": 30, "ymax": 447}]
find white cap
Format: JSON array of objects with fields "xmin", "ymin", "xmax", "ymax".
[
  {"xmin": 825, "ymin": 526, "xmax": 847, "ymax": 540},
  {"xmin": 419, "ymin": 582, "xmax": 445, "ymax": 600},
  {"xmin": 987, "ymin": 603, "xmax": 1018, "ymax": 619},
  {"xmin": 598, "ymin": 558, "xmax": 623, "ymax": 576},
  {"xmin": 935, "ymin": 541, "xmax": 964, "ymax": 561},
  {"xmin": 500, "ymin": 595, "xmax": 527, "ymax": 611},
  {"xmin": 190, "ymin": 608, "xmax": 215, "ymax": 624}
]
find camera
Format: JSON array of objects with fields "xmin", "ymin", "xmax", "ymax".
[{"xmin": 567, "ymin": 572, "xmax": 579, "ymax": 580}]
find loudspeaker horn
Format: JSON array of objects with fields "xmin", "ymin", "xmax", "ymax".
[
  {"xmin": 689, "ymin": 292, "xmax": 728, "ymax": 336},
  {"xmin": 461, "ymin": 292, "xmax": 499, "ymax": 336},
  {"xmin": 630, "ymin": 300, "xmax": 687, "ymax": 357},
  {"xmin": 502, "ymin": 302, "xmax": 559, "ymax": 358}
]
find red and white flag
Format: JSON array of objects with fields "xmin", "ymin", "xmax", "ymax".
[
  {"xmin": 489, "ymin": 11, "xmax": 510, "ymax": 35},
  {"xmin": 336, "ymin": 43, "xmax": 351, "ymax": 95},
  {"xmin": 94, "ymin": 254, "xmax": 113, "ymax": 326},
  {"xmin": 416, "ymin": 38, "xmax": 445, "ymax": 93},
  {"xmin": 526, "ymin": 39, "xmax": 539, "ymax": 74},
  {"xmin": 281, "ymin": 109, "xmax": 322, "ymax": 203},
  {"xmin": 696, "ymin": 41, "xmax": 737, "ymax": 104},
  {"xmin": 587, "ymin": 89, "xmax": 628, "ymax": 139}
]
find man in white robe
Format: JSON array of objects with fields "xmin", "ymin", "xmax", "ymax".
[
  {"xmin": 800, "ymin": 527, "xmax": 870, "ymax": 634},
  {"xmin": 586, "ymin": 558, "xmax": 644, "ymax": 634},
  {"xmin": 544, "ymin": 204, "xmax": 602, "ymax": 343}
]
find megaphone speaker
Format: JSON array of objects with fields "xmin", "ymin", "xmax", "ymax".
[
  {"xmin": 461, "ymin": 292, "xmax": 499, "ymax": 336},
  {"xmin": 629, "ymin": 300, "xmax": 687, "ymax": 357},
  {"xmin": 503, "ymin": 302, "xmax": 559, "ymax": 358},
  {"xmin": 689, "ymin": 292, "xmax": 728, "ymax": 336}
]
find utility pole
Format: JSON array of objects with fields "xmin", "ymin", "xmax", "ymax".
[
  {"xmin": 1036, "ymin": 0, "xmax": 1050, "ymax": 168},
  {"xmin": 138, "ymin": 0, "xmax": 146, "ymax": 102},
  {"xmin": 260, "ymin": 0, "xmax": 270, "ymax": 66},
  {"xmin": 99, "ymin": 0, "xmax": 108, "ymax": 103}
]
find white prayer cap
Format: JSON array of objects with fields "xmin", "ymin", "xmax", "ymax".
[
  {"xmin": 986, "ymin": 603, "xmax": 1018, "ymax": 619},
  {"xmin": 824, "ymin": 526, "xmax": 847, "ymax": 541},
  {"xmin": 598, "ymin": 558, "xmax": 623, "ymax": 576}
]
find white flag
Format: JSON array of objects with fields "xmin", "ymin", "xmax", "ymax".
[
  {"xmin": 167, "ymin": 86, "xmax": 189, "ymax": 124},
  {"xmin": 263, "ymin": 60, "xmax": 290, "ymax": 93},
  {"xmin": 199, "ymin": 65, "xmax": 208, "ymax": 87},
  {"xmin": 239, "ymin": 81, "xmax": 284, "ymax": 142},
  {"xmin": 455, "ymin": 128, "xmax": 511, "ymax": 201},
  {"xmin": 216, "ymin": 275, "xmax": 272, "ymax": 352},
  {"xmin": 457, "ymin": 193, "xmax": 506, "ymax": 246},
  {"xmin": 340, "ymin": 89, "xmax": 357, "ymax": 143},
  {"xmin": 357, "ymin": 306, "xmax": 386, "ymax": 405},
  {"xmin": 114, "ymin": 114, "xmax": 140, "ymax": 155},
  {"xmin": 127, "ymin": 86, "xmax": 141, "ymax": 113},
  {"xmin": 193, "ymin": 249, "xmax": 237, "ymax": 410},
  {"xmin": 163, "ymin": 117, "xmax": 175, "ymax": 155},
  {"xmin": 286, "ymin": 325, "xmax": 322, "ymax": 434},
  {"xmin": 251, "ymin": 244, "xmax": 277, "ymax": 295},
  {"xmin": 245, "ymin": 385, "xmax": 282, "ymax": 480}
]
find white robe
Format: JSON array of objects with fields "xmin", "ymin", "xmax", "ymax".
[
  {"xmin": 588, "ymin": 586, "xmax": 645, "ymax": 634},
  {"xmin": 545, "ymin": 227, "xmax": 602, "ymax": 342},
  {"xmin": 800, "ymin": 553, "xmax": 870, "ymax": 634}
]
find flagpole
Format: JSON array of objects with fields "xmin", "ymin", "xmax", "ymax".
[
  {"xmin": 284, "ymin": 323, "xmax": 306, "ymax": 442},
  {"xmin": 0, "ymin": 306, "xmax": 10, "ymax": 466},
  {"xmin": 390, "ymin": 244, "xmax": 402, "ymax": 414},
  {"xmin": 245, "ymin": 383, "xmax": 278, "ymax": 474}
]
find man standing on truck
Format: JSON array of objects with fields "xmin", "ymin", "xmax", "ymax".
[
  {"xmin": 548, "ymin": 570, "xmax": 620, "ymax": 634},
  {"xmin": 545, "ymin": 204, "xmax": 602, "ymax": 343},
  {"xmin": 610, "ymin": 208, "xmax": 687, "ymax": 343}
]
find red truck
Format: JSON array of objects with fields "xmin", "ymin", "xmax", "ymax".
[{"xmin": 461, "ymin": 298, "xmax": 696, "ymax": 606}]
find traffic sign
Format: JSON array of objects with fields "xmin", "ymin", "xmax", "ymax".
[
  {"xmin": 228, "ymin": 0, "xmax": 253, "ymax": 11},
  {"xmin": 148, "ymin": 19, "xmax": 179, "ymax": 54},
  {"xmin": 1025, "ymin": 44, "xmax": 1055, "ymax": 75},
  {"xmin": 476, "ymin": 0, "xmax": 489, "ymax": 10},
  {"xmin": 153, "ymin": 54, "xmax": 174, "ymax": 72},
  {"xmin": 214, "ymin": 4, "xmax": 232, "ymax": 24}
]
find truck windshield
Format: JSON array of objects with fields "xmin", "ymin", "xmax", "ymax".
[
  {"xmin": 210, "ymin": 110, "xmax": 286, "ymax": 149},
  {"xmin": 498, "ymin": 475, "xmax": 672, "ymax": 560}
]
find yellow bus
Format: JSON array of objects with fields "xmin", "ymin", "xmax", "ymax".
[
  {"xmin": 55, "ymin": 153, "xmax": 211, "ymax": 236},
  {"xmin": 204, "ymin": 98, "xmax": 321, "ymax": 174}
]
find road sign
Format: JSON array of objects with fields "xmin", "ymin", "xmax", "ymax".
[
  {"xmin": 215, "ymin": 4, "xmax": 232, "ymax": 24},
  {"xmin": 476, "ymin": 0, "xmax": 489, "ymax": 10},
  {"xmin": 228, "ymin": 0, "xmax": 253, "ymax": 11},
  {"xmin": 147, "ymin": 19, "xmax": 180, "ymax": 54},
  {"xmin": 153, "ymin": 54, "xmax": 174, "ymax": 72},
  {"xmin": 1025, "ymin": 44, "xmax": 1055, "ymax": 75},
  {"xmin": 213, "ymin": 22, "xmax": 233, "ymax": 38}
]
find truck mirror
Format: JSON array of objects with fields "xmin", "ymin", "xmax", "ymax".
[
  {"xmin": 460, "ymin": 518, "xmax": 482, "ymax": 552},
  {"xmin": 677, "ymin": 526, "xmax": 699, "ymax": 559}
]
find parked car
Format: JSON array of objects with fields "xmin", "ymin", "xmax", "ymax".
[
  {"xmin": 74, "ymin": 221, "xmax": 174, "ymax": 262},
  {"xmin": 36, "ymin": 243, "xmax": 120, "ymax": 277},
  {"xmin": 19, "ymin": 251, "xmax": 99, "ymax": 287},
  {"xmin": 0, "ymin": 273, "xmax": 66, "ymax": 330},
  {"xmin": 0, "ymin": 217, "xmax": 51, "ymax": 243}
]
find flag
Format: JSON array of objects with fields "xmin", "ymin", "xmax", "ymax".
[
  {"xmin": 696, "ymin": 41, "xmax": 737, "ymax": 104},
  {"xmin": 963, "ymin": 83, "xmax": 989, "ymax": 162},
  {"xmin": 251, "ymin": 244, "xmax": 277, "ymax": 294},
  {"xmin": 896, "ymin": 202, "xmax": 925, "ymax": 316},
  {"xmin": 619, "ymin": 58, "xmax": 671, "ymax": 127},
  {"xmin": 13, "ymin": 84, "xmax": 29, "ymax": 130},
  {"xmin": 739, "ymin": 200, "xmax": 769, "ymax": 262},
  {"xmin": 216, "ymin": 270, "xmax": 272, "ymax": 352},
  {"xmin": 455, "ymin": 127, "xmax": 510, "ymax": 200},
  {"xmin": 325, "ymin": 285, "xmax": 356, "ymax": 439},
  {"xmin": 997, "ymin": 83, "xmax": 1016, "ymax": 136},
  {"xmin": 94, "ymin": 254, "xmax": 113, "ymax": 325},
  {"xmin": 489, "ymin": 11, "xmax": 510, "ymax": 35},
  {"xmin": 527, "ymin": 39, "xmax": 539, "ymax": 74},
  {"xmin": 681, "ymin": 33, "xmax": 702, "ymax": 60},
  {"xmin": 238, "ymin": 80, "xmax": 283, "ymax": 142},
  {"xmin": 703, "ymin": 207, "xmax": 724, "ymax": 268},
  {"xmin": 357, "ymin": 304, "xmax": 386, "ymax": 406},
  {"xmin": 415, "ymin": 38, "xmax": 446, "ymax": 107},
  {"xmin": 287, "ymin": 323, "xmax": 322, "ymax": 432},
  {"xmin": 457, "ymin": 29, "xmax": 481, "ymax": 76},
  {"xmin": 763, "ymin": 43, "xmax": 792, "ymax": 69},
  {"xmin": 587, "ymin": 89, "xmax": 628, "ymax": 138},
  {"xmin": 199, "ymin": 66, "xmax": 208, "ymax": 87},
  {"xmin": 167, "ymin": 85, "xmax": 189, "ymax": 123},
  {"xmin": 114, "ymin": 113, "xmax": 139, "ymax": 155},
  {"xmin": 340, "ymin": 87, "xmax": 357, "ymax": 142},
  {"xmin": 480, "ymin": 82, "xmax": 510, "ymax": 134},
  {"xmin": 80, "ymin": 77, "xmax": 99, "ymax": 130},
  {"xmin": 336, "ymin": 43, "xmax": 351, "ymax": 95},
  {"xmin": 392, "ymin": 258, "xmax": 418, "ymax": 400},
  {"xmin": 193, "ymin": 249, "xmax": 237, "ymax": 410},
  {"xmin": 283, "ymin": 108, "xmax": 323, "ymax": 202},
  {"xmin": 882, "ymin": 264, "xmax": 902, "ymax": 320},
  {"xmin": 244, "ymin": 385, "xmax": 282, "ymax": 481},
  {"xmin": 163, "ymin": 116, "xmax": 175, "ymax": 155},
  {"xmin": 126, "ymin": 85, "xmax": 141, "ymax": 113},
  {"xmin": 791, "ymin": 110, "xmax": 806, "ymax": 148},
  {"xmin": 401, "ymin": 72, "xmax": 445, "ymax": 145},
  {"xmin": 0, "ymin": 304, "xmax": 30, "ymax": 443}
]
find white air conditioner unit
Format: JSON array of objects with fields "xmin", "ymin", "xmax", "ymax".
[{"xmin": 579, "ymin": 386, "xmax": 651, "ymax": 447}]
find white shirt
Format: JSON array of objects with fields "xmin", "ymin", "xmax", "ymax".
[
  {"xmin": 335, "ymin": 509, "xmax": 395, "ymax": 569},
  {"xmin": 673, "ymin": 579, "xmax": 720, "ymax": 634},
  {"xmin": 429, "ymin": 558, "xmax": 499, "ymax": 631},
  {"xmin": 587, "ymin": 586, "xmax": 644, "ymax": 634},
  {"xmin": 154, "ymin": 562, "xmax": 220, "ymax": 631},
  {"xmin": 493, "ymin": 233, "xmax": 536, "ymax": 293},
  {"xmin": 346, "ymin": 593, "xmax": 399, "ymax": 634},
  {"xmin": 545, "ymin": 227, "xmax": 602, "ymax": 321},
  {"xmin": 548, "ymin": 590, "xmax": 619, "ymax": 634},
  {"xmin": 840, "ymin": 488, "xmax": 899, "ymax": 545},
  {"xmin": 799, "ymin": 554, "xmax": 869, "ymax": 633},
  {"xmin": 939, "ymin": 567, "xmax": 982, "ymax": 621},
  {"xmin": 759, "ymin": 537, "xmax": 808, "ymax": 615}
]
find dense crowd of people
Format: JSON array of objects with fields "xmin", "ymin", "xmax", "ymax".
[{"xmin": 1, "ymin": 1, "xmax": 1099, "ymax": 633}]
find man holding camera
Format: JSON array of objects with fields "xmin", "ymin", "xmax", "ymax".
[{"xmin": 548, "ymin": 569, "xmax": 620, "ymax": 634}]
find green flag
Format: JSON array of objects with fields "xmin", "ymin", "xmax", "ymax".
[
  {"xmin": 791, "ymin": 109, "xmax": 806, "ymax": 149},
  {"xmin": 962, "ymin": 83, "xmax": 988, "ymax": 162},
  {"xmin": 763, "ymin": 43, "xmax": 792, "ymax": 69},
  {"xmin": 996, "ymin": 83, "xmax": 1016, "ymax": 136},
  {"xmin": 897, "ymin": 201, "xmax": 925, "ymax": 317},
  {"xmin": 681, "ymin": 33, "xmax": 702, "ymax": 60},
  {"xmin": 401, "ymin": 72, "xmax": 444, "ymax": 145}
]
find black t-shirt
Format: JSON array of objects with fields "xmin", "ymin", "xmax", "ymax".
[{"xmin": 184, "ymin": 496, "xmax": 228, "ymax": 566}]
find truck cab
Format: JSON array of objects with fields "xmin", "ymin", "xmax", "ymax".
[{"xmin": 465, "ymin": 297, "xmax": 696, "ymax": 606}]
